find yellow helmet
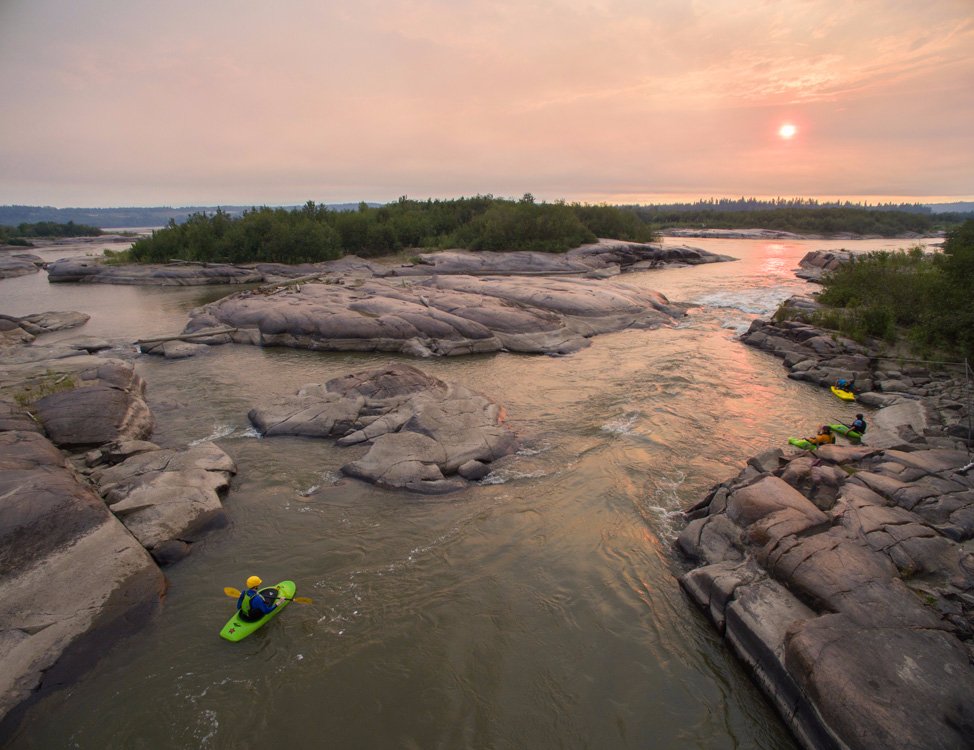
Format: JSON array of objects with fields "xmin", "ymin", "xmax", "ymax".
[{"xmin": 246, "ymin": 575, "xmax": 262, "ymax": 588}]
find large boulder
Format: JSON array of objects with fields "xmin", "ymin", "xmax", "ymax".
[
  {"xmin": 0, "ymin": 430, "xmax": 164, "ymax": 725},
  {"xmin": 27, "ymin": 360, "xmax": 154, "ymax": 448},
  {"xmin": 249, "ymin": 363, "xmax": 517, "ymax": 493},
  {"xmin": 92, "ymin": 442, "xmax": 237, "ymax": 564}
]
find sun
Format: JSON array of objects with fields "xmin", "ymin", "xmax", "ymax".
[{"xmin": 778, "ymin": 123, "xmax": 798, "ymax": 139}]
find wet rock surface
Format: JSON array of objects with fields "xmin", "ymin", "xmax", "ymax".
[
  {"xmin": 680, "ymin": 311, "xmax": 974, "ymax": 750},
  {"xmin": 249, "ymin": 363, "xmax": 517, "ymax": 493}
]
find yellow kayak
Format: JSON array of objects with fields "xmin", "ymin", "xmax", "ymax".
[{"xmin": 831, "ymin": 386, "xmax": 856, "ymax": 401}]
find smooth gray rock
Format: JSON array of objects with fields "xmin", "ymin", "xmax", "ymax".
[
  {"xmin": 185, "ymin": 275, "xmax": 686, "ymax": 358},
  {"xmin": 250, "ymin": 364, "xmax": 517, "ymax": 493}
]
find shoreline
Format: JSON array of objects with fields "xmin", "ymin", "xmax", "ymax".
[{"xmin": 676, "ymin": 307, "xmax": 973, "ymax": 750}]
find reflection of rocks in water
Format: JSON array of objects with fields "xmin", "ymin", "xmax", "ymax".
[{"xmin": 249, "ymin": 363, "xmax": 517, "ymax": 494}]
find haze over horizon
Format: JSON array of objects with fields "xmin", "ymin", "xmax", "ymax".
[{"xmin": 1, "ymin": 0, "xmax": 972, "ymax": 209}]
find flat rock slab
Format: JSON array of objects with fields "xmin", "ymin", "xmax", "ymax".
[
  {"xmin": 249, "ymin": 363, "xmax": 517, "ymax": 493},
  {"xmin": 0, "ymin": 255, "xmax": 41, "ymax": 279},
  {"xmin": 46, "ymin": 257, "xmax": 263, "ymax": 285},
  {"xmin": 186, "ymin": 274, "xmax": 686, "ymax": 357}
]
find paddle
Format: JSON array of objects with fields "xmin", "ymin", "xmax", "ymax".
[{"xmin": 223, "ymin": 586, "xmax": 313, "ymax": 604}]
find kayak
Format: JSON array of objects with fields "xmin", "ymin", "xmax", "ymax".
[
  {"xmin": 788, "ymin": 437, "xmax": 817, "ymax": 450},
  {"xmin": 828, "ymin": 423, "xmax": 863, "ymax": 442},
  {"xmin": 220, "ymin": 581, "xmax": 295, "ymax": 642},
  {"xmin": 831, "ymin": 386, "xmax": 856, "ymax": 401}
]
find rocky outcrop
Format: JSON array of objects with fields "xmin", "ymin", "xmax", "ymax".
[
  {"xmin": 89, "ymin": 442, "xmax": 237, "ymax": 565},
  {"xmin": 43, "ymin": 239, "xmax": 733, "ymax": 286},
  {"xmin": 0, "ymin": 311, "xmax": 91, "ymax": 348},
  {"xmin": 184, "ymin": 275, "xmax": 687, "ymax": 357},
  {"xmin": 22, "ymin": 359, "xmax": 154, "ymax": 448},
  {"xmin": 665, "ymin": 228, "xmax": 807, "ymax": 240},
  {"xmin": 249, "ymin": 363, "xmax": 517, "ymax": 493},
  {"xmin": 383, "ymin": 241, "xmax": 734, "ymax": 277},
  {"xmin": 0, "ymin": 253, "xmax": 42, "ymax": 279},
  {"xmin": 46, "ymin": 257, "xmax": 263, "ymax": 285},
  {"xmin": 0, "ymin": 430, "xmax": 165, "ymax": 727},
  {"xmin": 740, "ymin": 305, "xmax": 971, "ymax": 443},
  {"xmin": 679, "ymin": 434, "xmax": 974, "ymax": 750},
  {"xmin": 795, "ymin": 250, "xmax": 856, "ymax": 282},
  {"xmin": 681, "ymin": 305, "xmax": 974, "ymax": 749}
]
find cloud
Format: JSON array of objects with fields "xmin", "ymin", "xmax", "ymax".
[{"xmin": 0, "ymin": 0, "xmax": 972, "ymax": 205}]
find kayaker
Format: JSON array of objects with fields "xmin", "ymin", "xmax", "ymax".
[
  {"xmin": 807, "ymin": 425, "xmax": 835, "ymax": 446},
  {"xmin": 851, "ymin": 414, "xmax": 867, "ymax": 434},
  {"xmin": 236, "ymin": 575, "xmax": 279, "ymax": 622},
  {"xmin": 835, "ymin": 377, "xmax": 855, "ymax": 392}
]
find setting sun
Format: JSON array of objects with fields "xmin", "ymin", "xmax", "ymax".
[{"xmin": 779, "ymin": 123, "xmax": 798, "ymax": 139}]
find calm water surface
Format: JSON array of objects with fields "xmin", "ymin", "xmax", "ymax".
[{"xmin": 0, "ymin": 236, "xmax": 936, "ymax": 749}]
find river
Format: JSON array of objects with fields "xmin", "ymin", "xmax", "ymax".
[{"xmin": 1, "ymin": 235, "xmax": 938, "ymax": 749}]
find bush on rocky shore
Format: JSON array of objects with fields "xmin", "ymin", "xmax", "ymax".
[{"xmin": 813, "ymin": 219, "xmax": 974, "ymax": 356}]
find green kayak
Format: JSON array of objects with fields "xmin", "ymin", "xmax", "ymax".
[
  {"xmin": 788, "ymin": 437, "xmax": 816, "ymax": 450},
  {"xmin": 220, "ymin": 581, "xmax": 295, "ymax": 642},
  {"xmin": 828, "ymin": 423, "xmax": 862, "ymax": 442}
]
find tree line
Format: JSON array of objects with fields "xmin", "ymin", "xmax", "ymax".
[
  {"xmin": 0, "ymin": 221, "xmax": 102, "ymax": 245},
  {"xmin": 124, "ymin": 196, "xmax": 657, "ymax": 264},
  {"xmin": 633, "ymin": 205, "xmax": 963, "ymax": 236},
  {"xmin": 807, "ymin": 220, "xmax": 974, "ymax": 357}
]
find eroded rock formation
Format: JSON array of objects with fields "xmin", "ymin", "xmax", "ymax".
[
  {"xmin": 185, "ymin": 275, "xmax": 687, "ymax": 357},
  {"xmin": 249, "ymin": 363, "xmax": 517, "ymax": 493}
]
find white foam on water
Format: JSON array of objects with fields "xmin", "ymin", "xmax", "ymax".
[
  {"xmin": 636, "ymin": 470, "xmax": 688, "ymax": 542},
  {"xmin": 600, "ymin": 411, "xmax": 640, "ymax": 435},
  {"xmin": 188, "ymin": 424, "xmax": 236, "ymax": 446},
  {"xmin": 692, "ymin": 286, "xmax": 799, "ymax": 315},
  {"xmin": 479, "ymin": 468, "xmax": 550, "ymax": 485}
]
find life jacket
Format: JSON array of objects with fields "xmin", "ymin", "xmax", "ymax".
[
  {"xmin": 239, "ymin": 588, "xmax": 275, "ymax": 622},
  {"xmin": 852, "ymin": 420, "xmax": 867, "ymax": 434}
]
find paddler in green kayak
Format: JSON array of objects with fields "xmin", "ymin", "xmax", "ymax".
[{"xmin": 236, "ymin": 575, "xmax": 282, "ymax": 621}]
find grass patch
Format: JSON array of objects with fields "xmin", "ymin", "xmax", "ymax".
[{"xmin": 12, "ymin": 370, "xmax": 79, "ymax": 407}]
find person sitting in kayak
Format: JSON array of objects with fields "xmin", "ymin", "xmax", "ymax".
[
  {"xmin": 851, "ymin": 414, "xmax": 867, "ymax": 434},
  {"xmin": 236, "ymin": 576, "xmax": 280, "ymax": 622},
  {"xmin": 807, "ymin": 425, "xmax": 835, "ymax": 445},
  {"xmin": 835, "ymin": 377, "xmax": 855, "ymax": 392}
]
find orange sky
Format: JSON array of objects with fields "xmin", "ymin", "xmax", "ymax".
[{"xmin": 1, "ymin": 0, "xmax": 972, "ymax": 207}]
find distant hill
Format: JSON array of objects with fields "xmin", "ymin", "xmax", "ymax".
[
  {"xmin": 926, "ymin": 201, "xmax": 974, "ymax": 214},
  {"xmin": 0, "ymin": 203, "xmax": 377, "ymax": 229}
]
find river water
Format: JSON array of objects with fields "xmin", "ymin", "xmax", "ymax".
[{"xmin": 1, "ymin": 236, "xmax": 937, "ymax": 749}]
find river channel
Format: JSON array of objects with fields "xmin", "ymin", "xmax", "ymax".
[{"xmin": 1, "ymin": 235, "xmax": 937, "ymax": 749}]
